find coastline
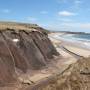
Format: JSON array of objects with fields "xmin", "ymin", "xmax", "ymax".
[
  {"xmin": 26, "ymin": 33, "xmax": 90, "ymax": 90},
  {"xmin": 49, "ymin": 33, "xmax": 90, "ymax": 57}
]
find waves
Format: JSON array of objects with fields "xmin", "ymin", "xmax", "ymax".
[{"xmin": 52, "ymin": 33, "xmax": 90, "ymax": 49}]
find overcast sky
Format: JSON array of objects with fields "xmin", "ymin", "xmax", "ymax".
[{"xmin": 0, "ymin": 0, "xmax": 90, "ymax": 32}]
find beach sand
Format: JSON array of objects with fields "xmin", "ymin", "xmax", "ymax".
[
  {"xmin": 8, "ymin": 33, "xmax": 90, "ymax": 90},
  {"xmin": 4, "ymin": 33, "xmax": 89, "ymax": 90},
  {"xmin": 49, "ymin": 33, "xmax": 90, "ymax": 58},
  {"xmin": 22, "ymin": 33, "xmax": 90, "ymax": 90}
]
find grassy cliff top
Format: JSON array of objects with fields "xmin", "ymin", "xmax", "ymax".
[{"xmin": 0, "ymin": 21, "xmax": 49, "ymax": 33}]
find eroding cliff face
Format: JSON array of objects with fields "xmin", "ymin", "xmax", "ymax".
[
  {"xmin": 0, "ymin": 28, "xmax": 59, "ymax": 86},
  {"xmin": 0, "ymin": 32, "xmax": 16, "ymax": 86}
]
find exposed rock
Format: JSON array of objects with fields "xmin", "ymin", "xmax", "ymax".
[
  {"xmin": 0, "ymin": 32, "xmax": 16, "ymax": 86},
  {"xmin": 31, "ymin": 31, "xmax": 59, "ymax": 60},
  {"xmin": 0, "ymin": 23, "xmax": 59, "ymax": 87}
]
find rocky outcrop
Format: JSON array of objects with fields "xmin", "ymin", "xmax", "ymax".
[{"xmin": 0, "ymin": 27, "xmax": 59, "ymax": 86}]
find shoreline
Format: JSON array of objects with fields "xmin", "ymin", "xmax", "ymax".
[
  {"xmin": 49, "ymin": 33, "xmax": 90, "ymax": 50},
  {"xmin": 24, "ymin": 33, "xmax": 90, "ymax": 90},
  {"xmin": 49, "ymin": 33, "xmax": 90, "ymax": 57}
]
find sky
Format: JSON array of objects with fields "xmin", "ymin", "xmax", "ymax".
[{"xmin": 0, "ymin": 0, "xmax": 90, "ymax": 32}]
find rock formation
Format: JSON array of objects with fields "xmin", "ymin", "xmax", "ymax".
[{"xmin": 0, "ymin": 22, "xmax": 59, "ymax": 86}]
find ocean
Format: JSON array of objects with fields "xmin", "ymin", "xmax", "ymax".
[
  {"xmin": 52, "ymin": 33, "xmax": 90, "ymax": 49},
  {"xmin": 61, "ymin": 34, "xmax": 90, "ymax": 42}
]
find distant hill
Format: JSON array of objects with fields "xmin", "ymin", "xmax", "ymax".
[{"xmin": 51, "ymin": 31, "xmax": 90, "ymax": 34}]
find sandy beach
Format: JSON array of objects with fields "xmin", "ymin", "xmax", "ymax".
[
  {"xmin": 18, "ymin": 33, "xmax": 84, "ymax": 85},
  {"xmin": 1, "ymin": 31, "xmax": 90, "ymax": 90},
  {"xmin": 24, "ymin": 33, "xmax": 90, "ymax": 90},
  {"xmin": 22, "ymin": 32, "xmax": 90, "ymax": 85},
  {"xmin": 49, "ymin": 33, "xmax": 90, "ymax": 58}
]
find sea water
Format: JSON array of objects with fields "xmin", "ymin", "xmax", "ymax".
[
  {"xmin": 60, "ymin": 34, "xmax": 90, "ymax": 49},
  {"xmin": 52, "ymin": 33, "xmax": 90, "ymax": 49}
]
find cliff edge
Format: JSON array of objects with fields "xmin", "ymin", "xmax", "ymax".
[{"xmin": 0, "ymin": 22, "xmax": 59, "ymax": 88}]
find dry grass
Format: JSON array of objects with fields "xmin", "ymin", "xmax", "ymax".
[
  {"xmin": 0, "ymin": 22, "xmax": 38, "ymax": 31},
  {"xmin": 0, "ymin": 22, "xmax": 49, "ymax": 33}
]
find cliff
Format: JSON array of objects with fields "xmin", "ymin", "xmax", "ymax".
[{"xmin": 0, "ymin": 22, "xmax": 59, "ymax": 87}]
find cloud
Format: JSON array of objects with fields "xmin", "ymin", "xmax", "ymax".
[
  {"xmin": 44, "ymin": 22, "xmax": 90, "ymax": 32},
  {"xmin": 57, "ymin": 22, "xmax": 90, "ymax": 28},
  {"xmin": 61, "ymin": 22, "xmax": 90, "ymax": 31},
  {"xmin": 80, "ymin": 23, "xmax": 90, "ymax": 29},
  {"xmin": 2, "ymin": 9, "xmax": 10, "ymax": 13},
  {"xmin": 40, "ymin": 11, "xmax": 48, "ymax": 14},
  {"xmin": 58, "ymin": 11, "xmax": 76, "ymax": 16}
]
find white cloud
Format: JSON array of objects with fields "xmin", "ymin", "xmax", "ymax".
[
  {"xmin": 80, "ymin": 23, "xmax": 90, "ymax": 29},
  {"xmin": 40, "ymin": 11, "xmax": 48, "ymax": 14},
  {"xmin": 58, "ymin": 11, "xmax": 76, "ymax": 16},
  {"xmin": 2, "ymin": 9, "xmax": 10, "ymax": 13},
  {"xmin": 44, "ymin": 22, "xmax": 90, "ymax": 32}
]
